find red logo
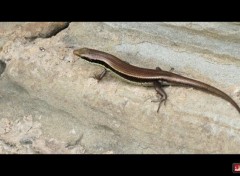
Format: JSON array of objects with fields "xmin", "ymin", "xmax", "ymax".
[{"xmin": 233, "ymin": 163, "xmax": 240, "ymax": 173}]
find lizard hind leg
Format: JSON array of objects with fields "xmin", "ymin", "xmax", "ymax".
[{"xmin": 152, "ymin": 81, "xmax": 168, "ymax": 113}]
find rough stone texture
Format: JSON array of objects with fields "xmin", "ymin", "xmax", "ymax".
[
  {"xmin": 0, "ymin": 22, "xmax": 240, "ymax": 154},
  {"xmin": 0, "ymin": 22, "xmax": 69, "ymax": 48}
]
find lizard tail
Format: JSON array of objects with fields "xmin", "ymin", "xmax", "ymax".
[{"xmin": 167, "ymin": 75, "xmax": 240, "ymax": 114}]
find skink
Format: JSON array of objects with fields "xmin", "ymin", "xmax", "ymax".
[{"xmin": 73, "ymin": 48, "xmax": 240, "ymax": 114}]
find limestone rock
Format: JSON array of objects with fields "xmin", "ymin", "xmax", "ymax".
[{"xmin": 0, "ymin": 22, "xmax": 240, "ymax": 153}]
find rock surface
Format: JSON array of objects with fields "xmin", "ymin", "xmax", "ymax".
[{"xmin": 0, "ymin": 22, "xmax": 240, "ymax": 153}]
